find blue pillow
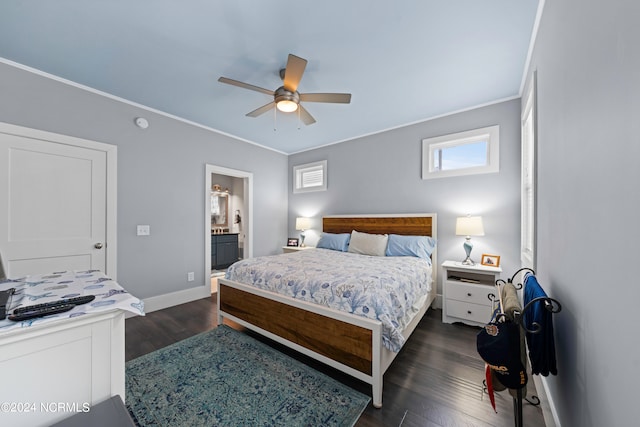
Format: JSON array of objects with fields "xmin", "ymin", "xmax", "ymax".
[
  {"xmin": 316, "ymin": 233, "xmax": 351, "ymax": 252},
  {"xmin": 385, "ymin": 234, "xmax": 436, "ymax": 262}
]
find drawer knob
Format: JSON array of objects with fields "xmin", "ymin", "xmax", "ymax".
[
  {"xmin": 467, "ymin": 310, "xmax": 472, "ymax": 314},
  {"xmin": 467, "ymin": 292, "xmax": 472, "ymax": 297}
]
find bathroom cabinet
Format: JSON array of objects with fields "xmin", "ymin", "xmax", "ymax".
[{"xmin": 212, "ymin": 233, "xmax": 239, "ymax": 270}]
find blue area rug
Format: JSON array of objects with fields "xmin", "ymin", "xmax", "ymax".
[{"xmin": 126, "ymin": 325, "xmax": 370, "ymax": 426}]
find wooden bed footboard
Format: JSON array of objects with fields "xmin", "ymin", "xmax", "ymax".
[
  {"xmin": 218, "ymin": 277, "xmax": 434, "ymax": 409},
  {"xmin": 218, "ymin": 278, "xmax": 385, "ymax": 407},
  {"xmin": 219, "ymin": 281, "xmax": 375, "ymax": 375}
]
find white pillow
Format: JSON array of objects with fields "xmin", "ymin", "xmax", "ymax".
[{"xmin": 347, "ymin": 230, "xmax": 388, "ymax": 256}]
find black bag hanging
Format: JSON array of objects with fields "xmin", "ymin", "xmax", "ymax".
[{"xmin": 477, "ymin": 317, "xmax": 528, "ymax": 390}]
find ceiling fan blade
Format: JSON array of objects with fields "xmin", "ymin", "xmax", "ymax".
[
  {"xmin": 218, "ymin": 77, "xmax": 273, "ymax": 96},
  {"xmin": 246, "ymin": 101, "xmax": 275, "ymax": 117},
  {"xmin": 283, "ymin": 54, "xmax": 307, "ymax": 93},
  {"xmin": 298, "ymin": 105, "xmax": 316, "ymax": 125},
  {"xmin": 299, "ymin": 93, "xmax": 352, "ymax": 104}
]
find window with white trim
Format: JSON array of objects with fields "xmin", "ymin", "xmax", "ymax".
[
  {"xmin": 293, "ymin": 160, "xmax": 327, "ymax": 193},
  {"xmin": 422, "ymin": 125, "xmax": 500, "ymax": 179},
  {"xmin": 521, "ymin": 73, "xmax": 537, "ymax": 268}
]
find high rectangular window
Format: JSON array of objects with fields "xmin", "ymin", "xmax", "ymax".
[
  {"xmin": 293, "ymin": 160, "xmax": 327, "ymax": 193},
  {"xmin": 422, "ymin": 125, "xmax": 500, "ymax": 179}
]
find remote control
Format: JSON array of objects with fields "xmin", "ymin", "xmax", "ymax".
[
  {"xmin": 8, "ymin": 304, "xmax": 75, "ymax": 321},
  {"xmin": 0, "ymin": 288, "xmax": 15, "ymax": 320},
  {"xmin": 12, "ymin": 295, "xmax": 96, "ymax": 315}
]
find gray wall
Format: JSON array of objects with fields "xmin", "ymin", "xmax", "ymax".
[
  {"xmin": 522, "ymin": 1, "xmax": 640, "ymax": 425},
  {"xmin": 288, "ymin": 99, "xmax": 522, "ymax": 301},
  {"xmin": 0, "ymin": 61, "xmax": 288, "ymax": 300}
]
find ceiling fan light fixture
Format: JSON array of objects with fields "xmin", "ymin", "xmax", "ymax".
[
  {"xmin": 275, "ymin": 87, "xmax": 300, "ymax": 113},
  {"xmin": 276, "ymin": 99, "xmax": 298, "ymax": 113}
]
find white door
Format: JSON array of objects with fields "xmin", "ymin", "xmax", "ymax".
[{"xmin": 0, "ymin": 127, "xmax": 110, "ymax": 277}]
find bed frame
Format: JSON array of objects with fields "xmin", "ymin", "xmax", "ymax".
[{"xmin": 217, "ymin": 213, "xmax": 437, "ymax": 408}]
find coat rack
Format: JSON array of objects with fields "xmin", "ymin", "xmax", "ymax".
[{"xmin": 483, "ymin": 267, "xmax": 562, "ymax": 427}]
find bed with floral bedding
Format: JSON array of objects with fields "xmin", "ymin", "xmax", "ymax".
[
  {"xmin": 225, "ymin": 248, "xmax": 432, "ymax": 352},
  {"xmin": 217, "ymin": 214, "xmax": 437, "ymax": 408}
]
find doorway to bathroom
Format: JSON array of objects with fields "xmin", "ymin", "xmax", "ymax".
[{"xmin": 205, "ymin": 164, "xmax": 253, "ymax": 294}]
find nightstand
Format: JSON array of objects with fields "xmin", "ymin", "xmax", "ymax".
[
  {"xmin": 282, "ymin": 246, "xmax": 314, "ymax": 253},
  {"xmin": 442, "ymin": 260, "xmax": 502, "ymax": 326}
]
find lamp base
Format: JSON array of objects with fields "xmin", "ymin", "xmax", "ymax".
[
  {"xmin": 460, "ymin": 257, "xmax": 475, "ymax": 266},
  {"xmin": 461, "ymin": 237, "xmax": 475, "ymax": 265}
]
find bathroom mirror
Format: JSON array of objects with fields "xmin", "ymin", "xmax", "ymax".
[{"xmin": 211, "ymin": 191, "xmax": 229, "ymax": 229}]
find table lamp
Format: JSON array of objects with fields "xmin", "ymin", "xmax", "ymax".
[
  {"xmin": 455, "ymin": 216, "xmax": 485, "ymax": 265},
  {"xmin": 295, "ymin": 217, "xmax": 311, "ymax": 247}
]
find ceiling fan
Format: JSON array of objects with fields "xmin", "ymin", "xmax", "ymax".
[{"xmin": 218, "ymin": 54, "xmax": 351, "ymax": 125}]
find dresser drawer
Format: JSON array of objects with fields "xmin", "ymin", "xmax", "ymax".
[
  {"xmin": 214, "ymin": 234, "xmax": 238, "ymax": 244},
  {"xmin": 446, "ymin": 281, "xmax": 495, "ymax": 306},
  {"xmin": 445, "ymin": 300, "xmax": 493, "ymax": 325}
]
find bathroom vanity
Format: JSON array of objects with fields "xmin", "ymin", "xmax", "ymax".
[{"xmin": 211, "ymin": 233, "xmax": 239, "ymax": 270}]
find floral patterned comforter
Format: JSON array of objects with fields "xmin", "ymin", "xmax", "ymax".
[{"xmin": 225, "ymin": 248, "xmax": 432, "ymax": 352}]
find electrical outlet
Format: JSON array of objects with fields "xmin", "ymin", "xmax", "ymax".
[
  {"xmin": 137, "ymin": 225, "xmax": 150, "ymax": 236},
  {"xmin": 187, "ymin": 272, "xmax": 195, "ymax": 282}
]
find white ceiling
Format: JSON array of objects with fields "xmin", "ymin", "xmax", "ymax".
[{"xmin": 0, "ymin": 0, "xmax": 540, "ymax": 154}]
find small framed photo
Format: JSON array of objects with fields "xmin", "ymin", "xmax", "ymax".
[
  {"xmin": 481, "ymin": 254, "xmax": 501, "ymax": 267},
  {"xmin": 287, "ymin": 238, "xmax": 299, "ymax": 247}
]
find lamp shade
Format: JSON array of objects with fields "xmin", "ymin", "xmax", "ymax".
[
  {"xmin": 455, "ymin": 216, "xmax": 485, "ymax": 236},
  {"xmin": 295, "ymin": 217, "xmax": 311, "ymax": 231}
]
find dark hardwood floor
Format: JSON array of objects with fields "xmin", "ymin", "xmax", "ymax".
[{"xmin": 126, "ymin": 295, "xmax": 545, "ymax": 427}]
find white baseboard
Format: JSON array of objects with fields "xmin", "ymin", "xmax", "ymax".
[
  {"xmin": 132, "ymin": 285, "xmax": 211, "ymax": 316},
  {"xmin": 433, "ymin": 294, "xmax": 443, "ymax": 309},
  {"xmin": 532, "ymin": 374, "xmax": 561, "ymax": 427}
]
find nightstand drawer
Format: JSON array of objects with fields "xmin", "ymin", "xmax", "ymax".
[
  {"xmin": 446, "ymin": 281, "xmax": 495, "ymax": 306},
  {"xmin": 446, "ymin": 300, "xmax": 493, "ymax": 324}
]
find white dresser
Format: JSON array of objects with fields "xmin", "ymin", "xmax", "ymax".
[
  {"xmin": 0, "ymin": 310, "xmax": 126, "ymax": 427},
  {"xmin": 441, "ymin": 260, "xmax": 501, "ymax": 326},
  {"xmin": 0, "ymin": 270, "xmax": 143, "ymax": 427}
]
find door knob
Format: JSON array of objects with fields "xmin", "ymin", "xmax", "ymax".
[{"xmin": 94, "ymin": 243, "xmax": 104, "ymax": 249}]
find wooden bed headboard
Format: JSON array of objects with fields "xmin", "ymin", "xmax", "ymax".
[{"xmin": 323, "ymin": 214, "xmax": 435, "ymax": 237}]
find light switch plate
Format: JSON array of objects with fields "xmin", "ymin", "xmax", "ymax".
[{"xmin": 137, "ymin": 225, "xmax": 150, "ymax": 236}]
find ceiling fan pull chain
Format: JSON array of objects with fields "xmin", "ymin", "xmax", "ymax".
[
  {"xmin": 273, "ymin": 106, "xmax": 277, "ymax": 131},
  {"xmin": 297, "ymin": 107, "xmax": 301, "ymax": 130}
]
